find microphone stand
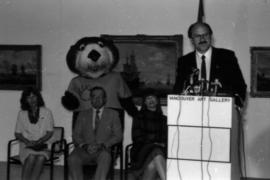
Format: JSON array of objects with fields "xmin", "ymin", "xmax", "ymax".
[
  {"xmin": 183, "ymin": 69, "xmax": 199, "ymax": 95},
  {"xmin": 199, "ymin": 79, "xmax": 208, "ymax": 96},
  {"xmin": 210, "ymin": 79, "xmax": 222, "ymax": 96}
]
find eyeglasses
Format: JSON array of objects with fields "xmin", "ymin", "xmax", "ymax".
[{"xmin": 192, "ymin": 33, "xmax": 210, "ymax": 39}]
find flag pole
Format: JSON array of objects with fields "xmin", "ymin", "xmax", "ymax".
[{"xmin": 197, "ymin": 0, "xmax": 205, "ymax": 22}]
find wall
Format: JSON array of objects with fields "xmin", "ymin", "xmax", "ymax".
[{"xmin": 0, "ymin": 0, "xmax": 270, "ymax": 178}]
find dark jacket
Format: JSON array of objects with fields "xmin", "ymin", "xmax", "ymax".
[
  {"xmin": 130, "ymin": 109, "xmax": 167, "ymax": 169},
  {"xmin": 174, "ymin": 47, "xmax": 247, "ymax": 107},
  {"xmin": 72, "ymin": 107, "xmax": 122, "ymax": 148}
]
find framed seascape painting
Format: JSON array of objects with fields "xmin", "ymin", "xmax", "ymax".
[
  {"xmin": 0, "ymin": 45, "xmax": 41, "ymax": 90},
  {"xmin": 102, "ymin": 34, "xmax": 183, "ymax": 105},
  {"xmin": 250, "ymin": 47, "xmax": 270, "ymax": 97}
]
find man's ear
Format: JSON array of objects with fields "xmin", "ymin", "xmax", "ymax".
[
  {"xmin": 210, "ymin": 36, "xmax": 215, "ymax": 46},
  {"xmin": 103, "ymin": 97, "xmax": 107, "ymax": 106},
  {"xmin": 190, "ymin": 38, "xmax": 195, "ymax": 47}
]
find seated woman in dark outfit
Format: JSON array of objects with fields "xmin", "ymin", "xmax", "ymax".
[{"xmin": 130, "ymin": 92, "xmax": 167, "ymax": 180}]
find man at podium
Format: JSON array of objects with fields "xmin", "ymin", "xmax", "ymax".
[
  {"xmin": 173, "ymin": 22, "xmax": 247, "ymax": 108},
  {"xmin": 172, "ymin": 22, "xmax": 247, "ymax": 180}
]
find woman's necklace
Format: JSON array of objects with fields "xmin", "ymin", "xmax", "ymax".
[{"xmin": 28, "ymin": 107, "xmax": 40, "ymax": 124}]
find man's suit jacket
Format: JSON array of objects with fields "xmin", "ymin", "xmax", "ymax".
[
  {"xmin": 72, "ymin": 107, "xmax": 122, "ymax": 148},
  {"xmin": 173, "ymin": 47, "xmax": 247, "ymax": 107}
]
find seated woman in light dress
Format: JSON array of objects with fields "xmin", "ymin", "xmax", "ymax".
[{"xmin": 15, "ymin": 87, "xmax": 54, "ymax": 180}]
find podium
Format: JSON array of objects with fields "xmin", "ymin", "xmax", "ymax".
[{"xmin": 167, "ymin": 95, "xmax": 233, "ymax": 180}]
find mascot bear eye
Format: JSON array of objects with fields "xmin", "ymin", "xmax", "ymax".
[
  {"xmin": 79, "ymin": 44, "xmax": 86, "ymax": 51},
  {"xmin": 88, "ymin": 49, "xmax": 101, "ymax": 62},
  {"xmin": 97, "ymin": 41, "xmax": 104, "ymax": 47}
]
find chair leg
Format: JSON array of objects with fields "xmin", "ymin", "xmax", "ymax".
[
  {"xmin": 125, "ymin": 149, "xmax": 129, "ymax": 180},
  {"xmin": 50, "ymin": 160, "xmax": 54, "ymax": 180},
  {"xmin": 120, "ymin": 149, "xmax": 123, "ymax": 180},
  {"xmin": 7, "ymin": 161, "xmax": 10, "ymax": 180},
  {"xmin": 125, "ymin": 169, "xmax": 129, "ymax": 180},
  {"xmin": 110, "ymin": 159, "xmax": 114, "ymax": 180},
  {"xmin": 111, "ymin": 169, "xmax": 114, "ymax": 180},
  {"xmin": 64, "ymin": 151, "xmax": 68, "ymax": 180}
]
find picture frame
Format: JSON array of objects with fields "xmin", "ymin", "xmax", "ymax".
[
  {"xmin": 250, "ymin": 47, "xmax": 270, "ymax": 97},
  {"xmin": 0, "ymin": 45, "xmax": 41, "ymax": 90},
  {"xmin": 102, "ymin": 34, "xmax": 183, "ymax": 105}
]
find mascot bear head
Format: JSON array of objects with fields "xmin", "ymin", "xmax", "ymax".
[{"xmin": 66, "ymin": 37, "xmax": 119, "ymax": 78}]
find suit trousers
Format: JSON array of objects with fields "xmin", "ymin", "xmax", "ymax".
[{"xmin": 68, "ymin": 147, "xmax": 111, "ymax": 180}]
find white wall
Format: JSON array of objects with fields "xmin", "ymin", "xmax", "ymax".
[{"xmin": 0, "ymin": 0, "xmax": 270, "ymax": 178}]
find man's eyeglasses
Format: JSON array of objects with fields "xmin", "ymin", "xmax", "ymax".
[{"xmin": 192, "ymin": 33, "xmax": 210, "ymax": 39}]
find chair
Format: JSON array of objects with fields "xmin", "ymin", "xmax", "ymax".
[
  {"xmin": 7, "ymin": 126, "xmax": 67, "ymax": 180},
  {"xmin": 66, "ymin": 110, "xmax": 124, "ymax": 180},
  {"xmin": 111, "ymin": 142, "xmax": 123, "ymax": 180},
  {"xmin": 125, "ymin": 143, "xmax": 164, "ymax": 180},
  {"xmin": 65, "ymin": 141, "xmax": 123, "ymax": 180}
]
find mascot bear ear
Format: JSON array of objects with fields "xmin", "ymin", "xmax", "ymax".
[
  {"xmin": 66, "ymin": 44, "xmax": 79, "ymax": 74},
  {"xmin": 66, "ymin": 37, "xmax": 119, "ymax": 75}
]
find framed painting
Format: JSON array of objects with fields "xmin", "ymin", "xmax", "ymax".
[
  {"xmin": 250, "ymin": 47, "xmax": 270, "ymax": 97},
  {"xmin": 0, "ymin": 45, "xmax": 41, "ymax": 90},
  {"xmin": 102, "ymin": 34, "xmax": 183, "ymax": 105}
]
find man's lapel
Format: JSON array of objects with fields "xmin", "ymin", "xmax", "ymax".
[
  {"xmin": 97, "ymin": 108, "xmax": 108, "ymax": 132},
  {"xmin": 89, "ymin": 108, "xmax": 95, "ymax": 131},
  {"xmin": 191, "ymin": 51, "xmax": 197, "ymax": 68},
  {"xmin": 209, "ymin": 47, "xmax": 218, "ymax": 82},
  {"xmin": 99, "ymin": 108, "xmax": 106, "ymax": 122}
]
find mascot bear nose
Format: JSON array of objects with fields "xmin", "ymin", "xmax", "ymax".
[{"xmin": 88, "ymin": 49, "xmax": 101, "ymax": 62}]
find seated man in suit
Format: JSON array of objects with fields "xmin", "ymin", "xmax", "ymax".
[{"xmin": 68, "ymin": 86, "xmax": 123, "ymax": 180}]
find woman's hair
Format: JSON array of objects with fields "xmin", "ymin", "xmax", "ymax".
[
  {"xmin": 20, "ymin": 87, "xmax": 45, "ymax": 111},
  {"xmin": 140, "ymin": 91, "xmax": 163, "ymax": 115}
]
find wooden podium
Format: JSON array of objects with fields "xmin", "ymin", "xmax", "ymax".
[{"xmin": 167, "ymin": 95, "xmax": 233, "ymax": 180}]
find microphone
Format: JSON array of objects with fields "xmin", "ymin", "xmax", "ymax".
[
  {"xmin": 192, "ymin": 68, "xmax": 199, "ymax": 75},
  {"xmin": 189, "ymin": 68, "xmax": 199, "ymax": 85},
  {"xmin": 183, "ymin": 68, "xmax": 199, "ymax": 95},
  {"xmin": 211, "ymin": 78, "xmax": 222, "ymax": 95},
  {"xmin": 234, "ymin": 93, "xmax": 244, "ymax": 109}
]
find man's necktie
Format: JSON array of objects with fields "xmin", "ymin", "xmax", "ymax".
[
  {"xmin": 94, "ymin": 109, "xmax": 100, "ymax": 134},
  {"xmin": 201, "ymin": 55, "xmax": 206, "ymax": 80}
]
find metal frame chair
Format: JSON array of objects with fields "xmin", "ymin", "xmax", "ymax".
[
  {"xmin": 125, "ymin": 143, "xmax": 164, "ymax": 180},
  {"xmin": 7, "ymin": 126, "xmax": 67, "ymax": 180},
  {"xmin": 64, "ymin": 141, "xmax": 123, "ymax": 180}
]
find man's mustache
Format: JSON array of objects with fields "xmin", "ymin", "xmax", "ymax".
[{"xmin": 199, "ymin": 41, "xmax": 207, "ymax": 45}]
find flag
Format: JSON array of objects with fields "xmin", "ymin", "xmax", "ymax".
[{"xmin": 197, "ymin": 0, "xmax": 205, "ymax": 22}]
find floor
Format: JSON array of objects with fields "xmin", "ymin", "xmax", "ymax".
[
  {"xmin": 1, "ymin": 162, "xmax": 123, "ymax": 180},
  {"xmin": 2, "ymin": 162, "xmax": 268, "ymax": 180}
]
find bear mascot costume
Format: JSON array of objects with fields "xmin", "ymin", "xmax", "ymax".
[{"xmin": 62, "ymin": 36, "xmax": 138, "ymax": 128}]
